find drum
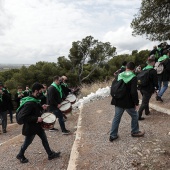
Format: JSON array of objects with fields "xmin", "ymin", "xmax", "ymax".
[
  {"xmin": 59, "ymin": 100, "xmax": 72, "ymax": 114},
  {"xmin": 66, "ymin": 94, "xmax": 77, "ymax": 104},
  {"xmin": 41, "ymin": 112, "xmax": 56, "ymax": 129}
]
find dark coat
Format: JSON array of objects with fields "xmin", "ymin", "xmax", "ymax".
[
  {"xmin": 111, "ymin": 77, "xmax": 139, "ymax": 108},
  {"xmin": 47, "ymin": 85, "xmax": 62, "ymax": 110},
  {"xmin": 139, "ymin": 69, "xmax": 159, "ymax": 93},
  {"xmin": 21, "ymin": 96, "xmax": 44, "ymax": 136},
  {"xmin": 15, "ymin": 92, "xmax": 24, "ymax": 108},
  {"xmin": 157, "ymin": 59, "xmax": 170, "ymax": 81},
  {"xmin": 61, "ymin": 84, "xmax": 71, "ymax": 98},
  {"xmin": 0, "ymin": 92, "xmax": 9, "ymax": 112},
  {"xmin": 38, "ymin": 92, "xmax": 47, "ymax": 105}
]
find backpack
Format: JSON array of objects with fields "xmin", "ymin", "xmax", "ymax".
[
  {"xmin": 110, "ymin": 79, "xmax": 126, "ymax": 99},
  {"xmin": 137, "ymin": 69, "xmax": 151, "ymax": 87},
  {"xmin": 154, "ymin": 62, "xmax": 164, "ymax": 74},
  {"xmin": 16, "ymin": 105, "xmax": 25, "ymax": 125}
]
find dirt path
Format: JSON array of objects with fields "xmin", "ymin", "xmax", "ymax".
[
  {"xmin": 73, "ymin": 96, "xmax": 170, "ymax": 170},
  {"xmin": 0, "ymin": 89, "xmax": 170, "ymax": 170},
  {"xmin": 0, "ymin": 111, "xmax": 79, "ymax": 170}
]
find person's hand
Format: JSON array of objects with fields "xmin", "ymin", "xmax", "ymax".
[
  {"xmin": 37, "ymin": 117, "xmax": 43, "ymax": 122},
  {"xmin": 135, "ymin": 105, "xmax": 139, "ymax": 111},
  {"xmin": 155, "ymin": 90, "xmax": 159, "ymax": 94},
  {"xmin": 42, "ymin": 104, "xmax": 49, "ymax": 110},
  {"xmin": 58, "ymin": 104, "xmax": 61, "ymax": 108}
]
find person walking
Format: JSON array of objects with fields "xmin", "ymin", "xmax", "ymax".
[
  {"xmin": 0, "ymin": 82, "xmax": 9, "ymax": 133},
  {"xmin": 156, "ymin": 50, "xmax": 170, "ymax": 102},
  {"xmin": 16, "ymin": 83, "xmax": 60, "ymax": 163},
  {"xmin": 109, "ymin": 62, "xmax": 145, "ymax": 141},
  {"xmin": 138, "ymin": 55, "xmax": 159, "ymax": 120},
  {"xmin": 47, "ymin": 76, "xmax": 70, "ymax": 134}
]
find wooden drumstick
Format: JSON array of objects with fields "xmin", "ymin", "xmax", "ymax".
[
  {"xmin": 59, "ymin": 101, "xmax": 70, "ymax": 107},
  {"xmin": 42, "ymin": 113, "xmax": 52, "ymax": 119}
]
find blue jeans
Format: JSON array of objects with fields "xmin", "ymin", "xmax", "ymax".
[
  {"xmin": 50, "ymin": 109, "xmax": 67, "ymax": 132},
  {"xmin": 158, "ymin": 81, "xmax": 168, "ymax": 97},
  {"xmin": 19, "ymin": 130, "xmax": 52, "ymax": 156},
  {"xmin": 110, "ymin": 106, "xmax": 139, "ymax": 138}
]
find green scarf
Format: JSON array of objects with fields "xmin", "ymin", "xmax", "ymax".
[
  {"xmin": 43, "ymin": 91, "xmax": 47, "ymax": 97},
  {"xmin": 143, "ymin": 65, "xmax": 153, "ymax": 70},
  {"xmin": 16, "ymin": 96, "xmax": 41, "ymax": 112},
  {"xmin": 121, "ymin": 66, "xmax": 125, "ymax": 69},
  {"xmin": 118, "ymin": 71, "xmax": 136, "ymax": 83},
  {"xmin": 158, "ymin": 55, "xmax": 169, "ymax": 62},
  {"xmin": 61, "ymin": 83, "xmax": 68, "ymax": 87},
  {"xmin": 51, "ymin": 82, "xmax": 62, "ymax": 98},
  {"xmin": 17, "ymin": 91, "xmax": 24, "ymax": 95}
]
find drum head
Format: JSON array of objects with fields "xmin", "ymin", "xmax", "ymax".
[
  {"xmin": 41, "ymin": 112, "xmax": 56, "ymax": 123},
  {"xmin": 66, "ymin": 94, "xmax": 76, "ymax": 103},
  {"xmin": 60, "ymin": 101, "xmax": 71, "ymax": 112}
]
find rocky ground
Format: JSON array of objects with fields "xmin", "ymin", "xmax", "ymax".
[
  {"xmin": 74, "ymin": 97, "xmax": 170, "ymax": 170},
  {"xmin": 0, "ymin": 89, "xmax": 170, "ymax": 170},
  {"xmin": 0, "ymin": 111, "xmax": 79, "ymax": 170}
]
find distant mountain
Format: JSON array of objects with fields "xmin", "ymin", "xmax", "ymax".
[{"xmin": 0, "ymin": 64, "xmax": 31, "ymax": 70}]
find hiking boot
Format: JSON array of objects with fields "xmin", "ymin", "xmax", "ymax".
[
  {"xmin": 145, "ymin": 111, "xmax": 150, "ymax": 115},
  {"xmin": 49, "ymin": 128, "xmax": 59, "ymax": 132},
  {"xmin": 156, "ymin": 96, "xmax": 163, "ymax": 102},
  {"xmin": 48, "ymin": 151, "xmax": 61, "ymax": 160},
  {"xmin": 62, "ymin": 130, "xmax": 71, "ymax": 135},
  {"xmin": 16, "ymin": 154, "xmax": 29, "ymax": 163},
  {"xmin": 109, "ymin": 136, "xmax": 118, "ymax": 142},
  {"xmin": 131, "ymin": 131, "xmax": 145, "ymax": 137},
  {"xmin": 138, "ymin": 117, "xmax": 145, "ymax": 121},
  {"xmin": 3, "ymin": 130, "xmax": 7, "ymax": 133}
]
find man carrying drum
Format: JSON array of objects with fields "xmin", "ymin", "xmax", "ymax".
[
  {"xmin": 16, "ymin": 83, "xmax": 60, "ymax": 163},
  {"xmin": 47, "ymin": 75, "xmax": 71, "ymax": 135}
]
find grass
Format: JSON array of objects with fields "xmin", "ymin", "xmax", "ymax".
[{"xmin": 78, "ymin": 80, "xmax": 113, "ymax": 98}]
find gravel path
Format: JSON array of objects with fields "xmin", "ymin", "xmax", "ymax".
[
  {"xmin": 0, "ymin": 111, "xmax": 79, "ymax": 170},
  {"xmin": 0, "ymin": 89, "xmax": 170, "ymax": 170},
  {"xmin": 74, "ymin": 96, "xmax": 170, "ymax": 170}
]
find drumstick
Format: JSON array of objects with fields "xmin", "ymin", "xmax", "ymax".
[
  {"xmin": 59, "ymin": 101, "xmax": 70, "ymax": 107},
  {"xmin": 66, "ymin": 96, "xmax": 73, "ymax": 98},
  {"xmin": 42, "ymin": 113, "xmax": 52, "ymax": 119}
]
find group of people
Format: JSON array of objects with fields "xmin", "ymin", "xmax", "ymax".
[
  {"xmin": 0, "ymin": 75, "xmax": 78, "ymax": 163},
  {"xmin": 110, "ymin": 46, "xmax": 170, "ymax": 141}
]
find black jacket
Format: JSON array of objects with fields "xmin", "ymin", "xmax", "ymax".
[
  {"xmin": 157, "ymin": 59, "xmax": 170, "ymax": 81},
  {"xmin": 0, "ymin": 92, "xmax": 9, "ymax": 112},
  {"xmin": 38, "ymin": 92, "xmax": 47, "ymax": 105},
  {"xmin": 47, "ymin": 85, "xmax": 62, "ymax": 110},
  {"xmin": 111, "ymin": 77, "xmax": 139, "ymax": 108},
  {"xmin": 61, "ymin": 84, "xmax": 71, "ymax": 98},
  {"xmin": 140, "ymin": 69, "xmax": 159, "ymax": 93},
  {"xmin": 21, "ymin": 96, "xmax": 43, "ymax": 136}
]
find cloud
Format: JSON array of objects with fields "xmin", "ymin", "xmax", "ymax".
[
  {"xmin": 0, "ymin": 0, "xmax": 168, "ymax": 64},
  {"xmin": 103, "ymin": 26, "xmax": 162, "ymax": 55}
]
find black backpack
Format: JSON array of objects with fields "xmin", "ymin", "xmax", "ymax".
[
  {"xmin": 110, "ymin": 79, "xmax": 126, "ymax": 99},
  {"xmin": 137, "ymin": 69, "xmax": 151, "ymax": 87},
  {"xmin": 16, "ymin": 105, "xmax": 25, "ymax": 125}
]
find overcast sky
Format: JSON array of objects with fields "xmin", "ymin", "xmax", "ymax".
[{"xmin": 0, "ymin": 0, "xmax": 165, "ymax": 64}]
